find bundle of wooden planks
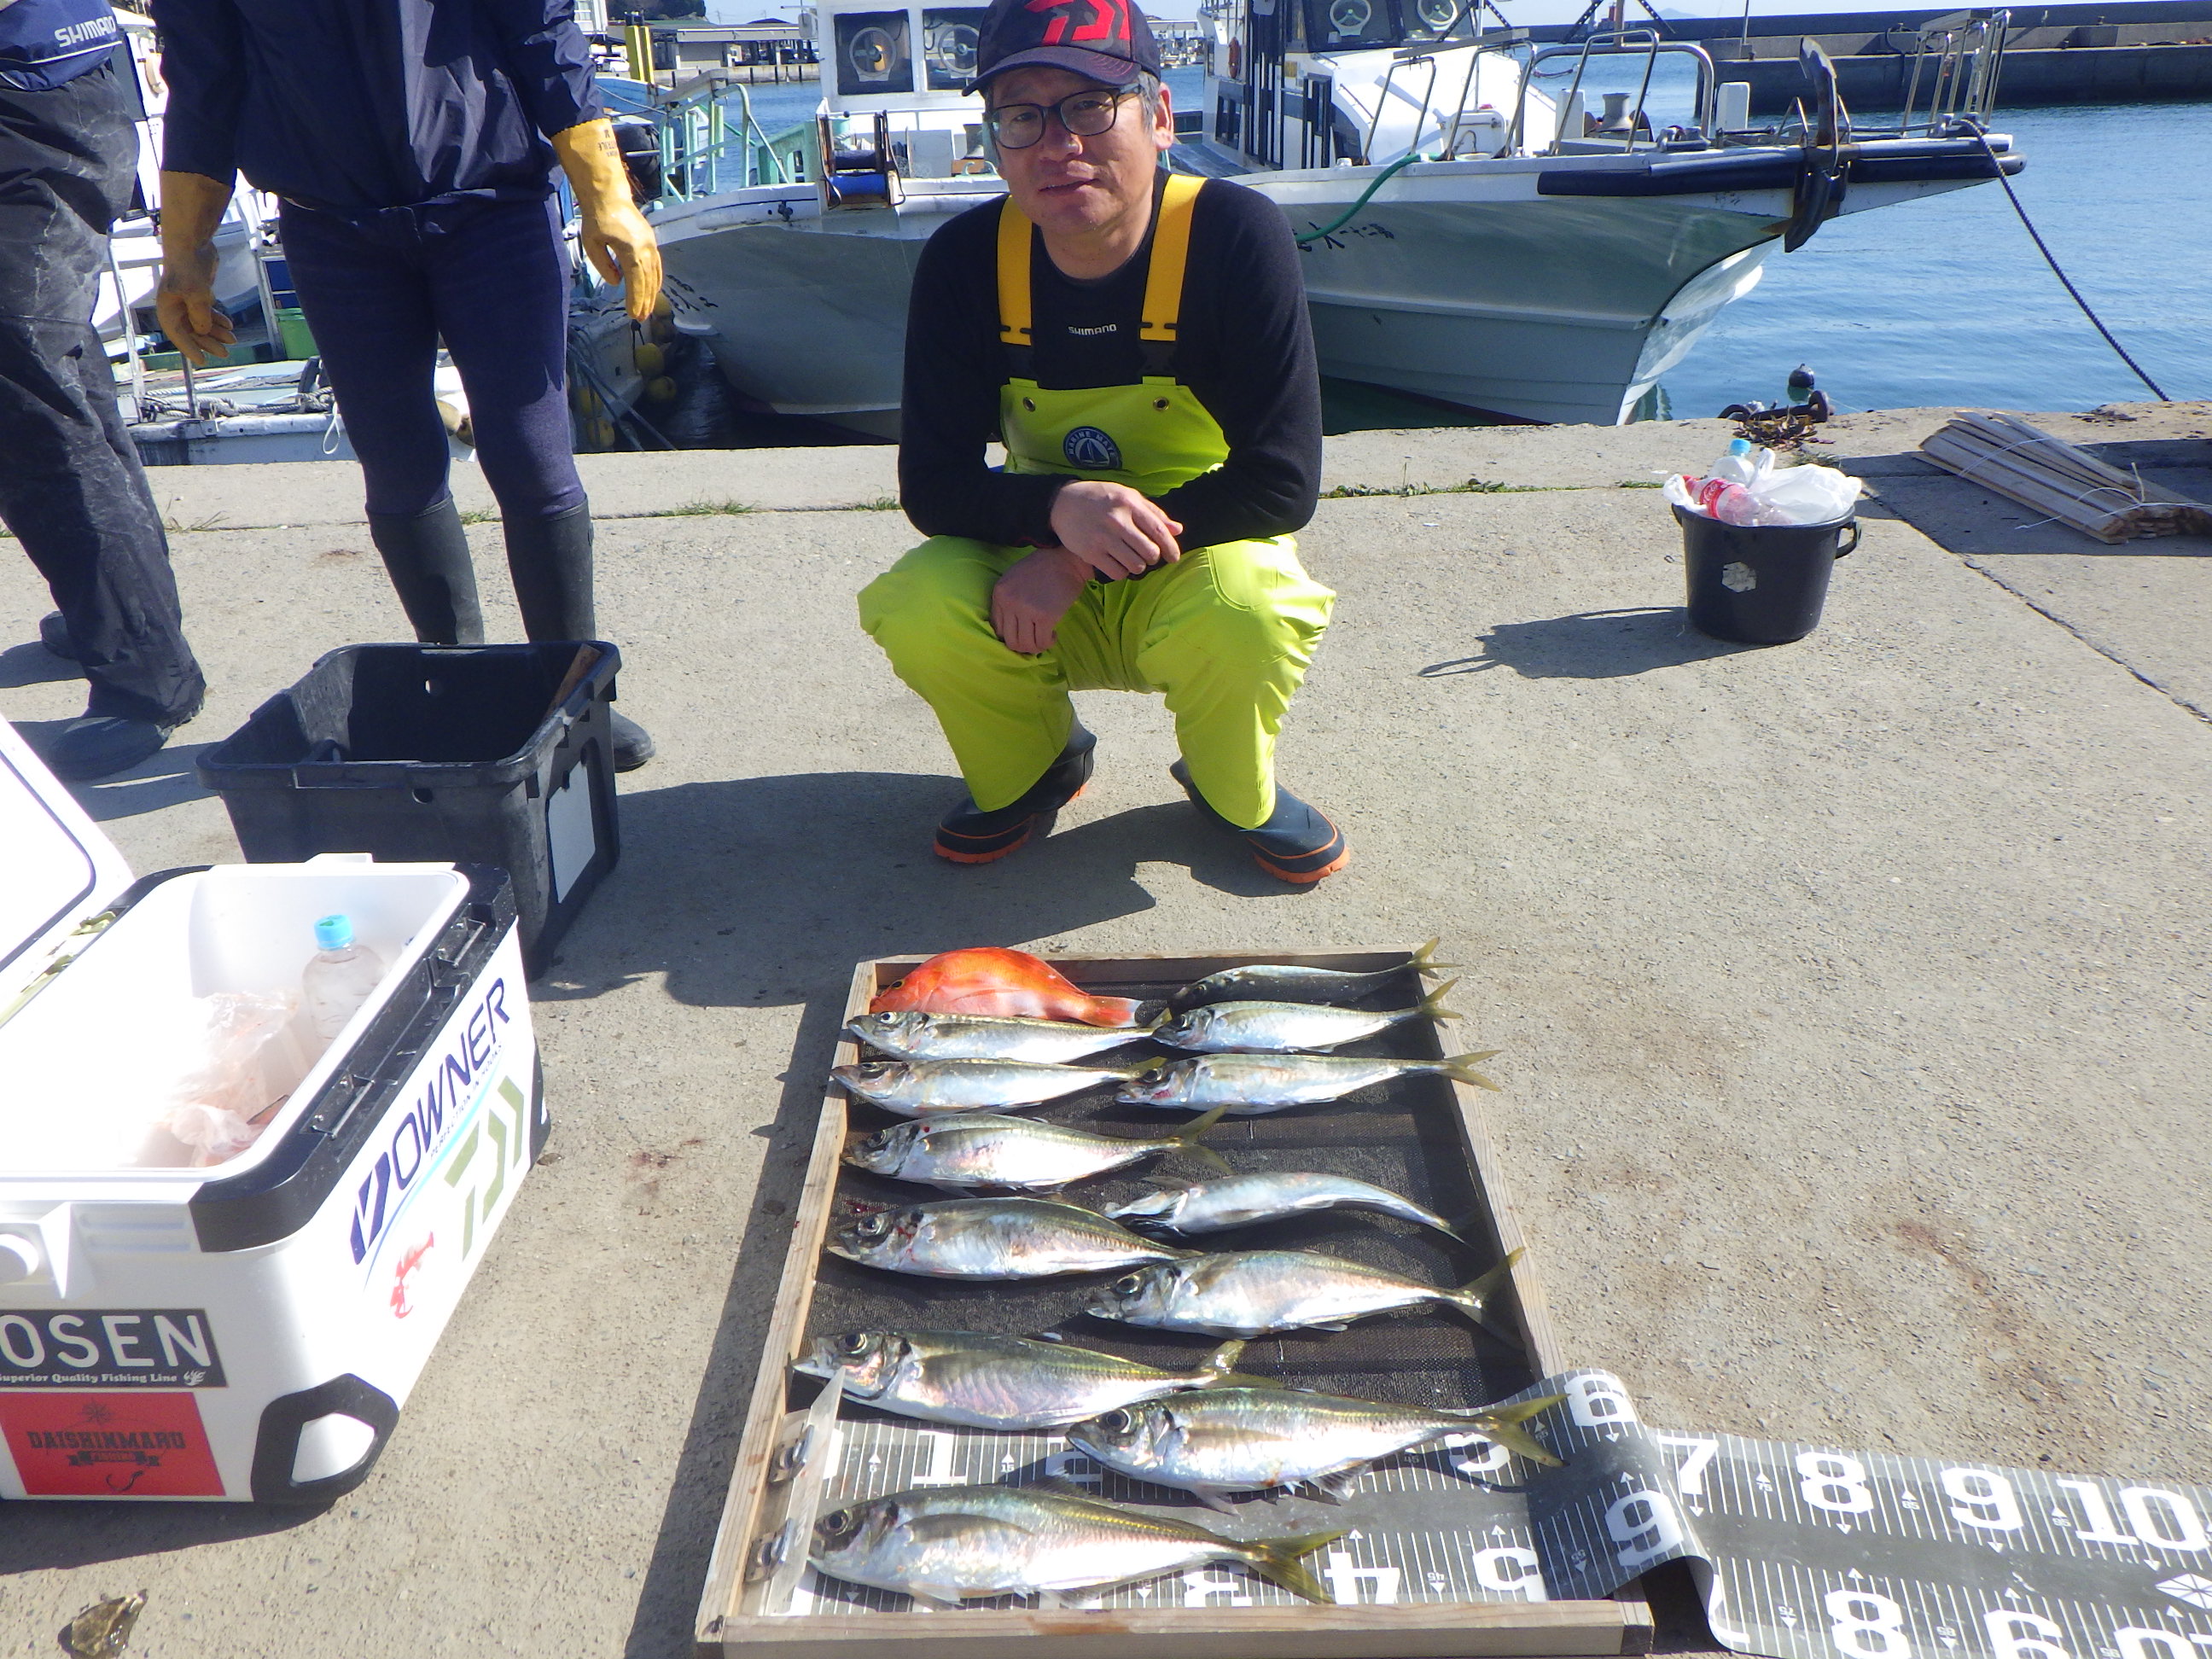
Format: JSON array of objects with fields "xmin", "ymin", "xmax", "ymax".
[{"xmin": 1919, "ymin": 410, "xmax": 2212, "ymax": 544}]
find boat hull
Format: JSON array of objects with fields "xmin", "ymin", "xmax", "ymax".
[{"xmin": 645, "ymin": 146, "xmax": 2004, "ymax": 428}]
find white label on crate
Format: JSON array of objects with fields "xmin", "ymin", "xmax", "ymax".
[
  {"xmin": 546, "ymin": 762, "xmax": 596, "ymax": 903},
  {"xmin": 0, "ymin": 1309, "xmax": 225, "ymax": 1388},
  {"xmin": 347, "ymin": 974, "xmax": 515, "ymax": 1269}
]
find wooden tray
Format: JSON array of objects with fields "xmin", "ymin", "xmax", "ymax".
[{"xmin": 694, "ymin": 950, "xmax": 1655, "ymax": 1659}]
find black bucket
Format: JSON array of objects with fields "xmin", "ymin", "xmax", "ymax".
[{"xmin": 1674, "ymin": 504, "xmax": 1860, "ymax": 644}]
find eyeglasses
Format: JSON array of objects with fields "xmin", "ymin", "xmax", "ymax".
[{"xmin": 984, "ymin": 88, "xmax": 1138, "ymax": 149}]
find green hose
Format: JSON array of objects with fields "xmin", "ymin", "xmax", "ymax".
[{"xmin": 1293, "ymin": 151, "xmax": 1424, "ymax": 245}]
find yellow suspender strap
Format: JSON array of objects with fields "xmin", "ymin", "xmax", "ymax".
[
  {"xmin": 1140, "ymin": 173, "xmax": 1203, "ymax": 344},
  {"xmin": 998, "ymin": 173, "xmax": 1204, "ymax": 349},
  {"xmin": 998, "ymin": 199, "xmax": 1033, "ymax": 346}
]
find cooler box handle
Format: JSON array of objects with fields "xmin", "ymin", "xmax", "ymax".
[{"xmin": 251, "ymin": 1373, "xmax": 399, "ymax": 1505}]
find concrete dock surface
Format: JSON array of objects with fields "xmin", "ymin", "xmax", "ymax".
[{"xmin": 1, "ymin": 403, "xmax": 2207, "ymax": 1657}]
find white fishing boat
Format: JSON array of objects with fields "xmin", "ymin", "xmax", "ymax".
[{"xmin": 627, "ymin": 1, "xmax": 2020, "ymax": 430}]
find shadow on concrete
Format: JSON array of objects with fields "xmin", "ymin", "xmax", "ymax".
[
  {"xmin": 1419, "ymin": 607, "xmax": 1757, "ymax": 681},
  {"xmin": 73, "ymin": 741, "xmax": 220, "ymax": 822},
  {"xmin": 0, "ymin": 1495, "xmax": 318, "ymax": 1573},
  {"xmin": 0, "ymin": 640, "xmax": 82, "ymax": 689},
  {"xmin": 535, "ymin": 772, "xmax": 1308, "ymax": 1009},
  {"xmin": 620, "ymin": 989, "xmax": 850, "ymax": 1657}
]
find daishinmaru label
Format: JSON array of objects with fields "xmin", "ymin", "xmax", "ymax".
[
  {"xmin": 0, "ymin": 1309, "xmax": 225, "ymax": 1388},
  {"xmin": 0, "ymin": 1393, "xmax": 224, "ymax": 1497}
]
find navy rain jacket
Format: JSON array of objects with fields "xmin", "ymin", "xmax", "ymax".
[{"xmin": 149, "ymin": 0, "xmax": 601, "ymax": 213}]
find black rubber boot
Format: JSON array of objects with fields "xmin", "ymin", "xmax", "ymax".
[
  {"xmin": 366, "ymin": 498, "xmax": 485, "ymax": 645},
  {"xmin": 504, "ymin": 503, "xmax": 655, "ymax": 771},
  {"xmin": 38, "ymin": 610, "xmax": 77, "ymax": 661},
  {"xmin": 935, "ymin": 724, "xmax": 1097, "ymax": 864},
  {"xmin": 36, "ymin": 712, "xmax": 176, "ymax": 780},
  {"xmin": 1170, "ymin": 758, "xmax": 1348, "ymax": 884}
]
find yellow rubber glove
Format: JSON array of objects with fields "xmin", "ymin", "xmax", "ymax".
[
  {"xmin": 551, "ymin": 118, "xmax": 662, "ymax": 321},
  {"xmin": 154, "ymin": 169, "xmax": 240, "ymax": 367}
]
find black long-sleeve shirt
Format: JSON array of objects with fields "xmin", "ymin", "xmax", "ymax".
[
  {"xmin": 899, "ymin": 174, "xmax": 1322, "ymax": 553},
  {"xmin": 151, "ymin": 0, "xmax": 600, "ymax": 213}
]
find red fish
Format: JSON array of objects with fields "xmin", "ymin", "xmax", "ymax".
[{"xmin": 870, "ymin": 947, "xmax": 1141, "ymax": 1027}]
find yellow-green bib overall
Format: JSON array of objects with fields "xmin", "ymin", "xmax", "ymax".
[{"xmin": 858, "ymin": 174, "xmax": 1335, "ymax": 829}]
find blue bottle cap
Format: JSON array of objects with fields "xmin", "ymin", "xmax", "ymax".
[
  {"xmin": 1727, "ymin": 438, "xmax": 1754, "ymax": 455},
  {"xmin": 314, "ymin": 914, "xmax": 353, "ymax": 951}
]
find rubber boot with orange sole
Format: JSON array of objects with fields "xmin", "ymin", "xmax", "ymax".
[
  {"xmin": 1170, "ymin": 758, "xmax": 1348, "ymax": 884},
  {"xmin": 934, "ymin": 725, "xmax": 1097, "ymax": 864}
]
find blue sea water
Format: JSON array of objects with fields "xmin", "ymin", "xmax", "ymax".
[
  {"xmin": 716, "ymin": 77, "xmax": 2206, "ymax": 421},
  {"xmin": 1657, "ymin": 102, "xmax": 2212, "ymax": 418}
]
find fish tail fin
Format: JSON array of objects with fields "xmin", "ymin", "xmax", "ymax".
[
  {"xmin": 1202, "ymin": 1338, "xmax": 1248, "ymax": 1376},
  {"xmin": 1412, "ymin": 937, "xmax": 1460, "ymax": 976},
  {"xmin": 1419, "ymin": 978, "xmax": 1463, "ymax": 1023},
  {"xmin": 1439, "ymin": 1051, "xmax": 1503, "ymax": 1091},
  {"xmin": 1454, "ymin": 1394, "xmax": 1568, "ymax": 1467},
  {"xmin": 1175, "ymin": 1103, "xmax": 1235, "ymax": 1173},
  {"xmin": 1447, "ymin": 1248, "xmax": 1525, "ymax": 1336},
  {"xmin": 1244, "ymin": 1528, "xmax": 1350, "ymax": 1604},
  {"xmin": 1197, "ymin": 1339, "xmax": 1277, "ymax": 1389}
]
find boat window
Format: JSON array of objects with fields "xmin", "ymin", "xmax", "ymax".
[
  {"xmin": 835, "ymin": 10, "xmax": 914, "ymax": 94},
  {"xmin": 923, "ymin": 7, "xmax": 988, "ymax": 89},
  {"xmin": 1305, "ymin": 0, "xmax": 1474, "ymax": 48},
  {"xmin": 1399, "ymin": 0, "xmax": 1476, "ymax": 43}
]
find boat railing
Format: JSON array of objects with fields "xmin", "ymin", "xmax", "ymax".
[
  {"xmin": 1886, "ymin": 9, "xmax": 2009, "ymax": 137},
  {"xmin": 652, "ymin": 79, "xmax": 808, "ymax": 200},
  {"xmin": 1359, "ymin": 26, "xmax": 1533, "ymax": 165},
  {"xmin": 1508, "ymin": 32, "xmax": 1717, "ymax": 154}
]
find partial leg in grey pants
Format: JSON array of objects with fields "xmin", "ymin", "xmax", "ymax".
[{"xmin": 0, "ymin": 60, "xmax": 205, "ymax": 779}]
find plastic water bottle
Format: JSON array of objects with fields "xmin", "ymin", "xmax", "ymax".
[
  {"xmin": 1706, "ymin": 437, "xmax": 1763, "ymax": 486},
  {"xmin": 1708, "ymin": 481, "xmax": 1788, "ymax": 527},
  {"xmin": 302, "ymin": 915, "xmax": 386, "ymax": 1042}
]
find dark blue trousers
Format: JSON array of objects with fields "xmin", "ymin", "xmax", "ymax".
[
  {"xmin": 0, "ymin": 59, "xmax": 205, "ymax": 727},
  {"xmin": 279, "ymin": 193, "xmax": 584, "ymax": 522}
]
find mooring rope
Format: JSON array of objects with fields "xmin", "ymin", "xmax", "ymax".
[{"xmin": 1968, "ymin": 124, "xmax": 2171, "ymax": 402}]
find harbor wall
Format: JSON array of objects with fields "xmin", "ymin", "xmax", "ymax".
[{"xmin": 1529, "ymin": 1, "xmax": 2212, "ymax": 108}]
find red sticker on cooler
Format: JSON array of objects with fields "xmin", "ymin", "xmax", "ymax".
[{"xmin": 0, "ymin": 1392, "xmax": 224, "ymax": 1497}]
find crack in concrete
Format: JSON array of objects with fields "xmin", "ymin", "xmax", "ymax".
[{"xmin": 1957, "ymin": 556, "xmax": 2212, "ymax": 727}]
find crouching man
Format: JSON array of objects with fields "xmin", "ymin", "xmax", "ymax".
[{"xmin": 858, "ymin": 0, "xmax": 1346, "ymax": 882}]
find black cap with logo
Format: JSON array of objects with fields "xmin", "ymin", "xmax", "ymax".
[{"xmin": 969, "ymin": 0, "xmax": 1163, "ymax": 92}]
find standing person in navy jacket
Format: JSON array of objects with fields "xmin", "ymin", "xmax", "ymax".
[
  {"xmin": 149, "ymin": 0, "xmax": 661, "ymax": 769},
  {"xmin": 1, "ymin": 0, "xmax": 207, "ymax": 779}
]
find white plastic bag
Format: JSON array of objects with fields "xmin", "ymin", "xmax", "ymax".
[
  {"xmin": 156, "ymin": 991, "xmax": 301, "ymax": 1167},
  {"xmin": 1748, "ymin": 462, "xmax": 1863, "ymax": 525},
  {"xmin": 1667, "ymin": 460, "xmax": 1863, "ymax": 526}
]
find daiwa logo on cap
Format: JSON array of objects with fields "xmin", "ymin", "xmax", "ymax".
[{"xmin": 1064, "ymin": 426, "xmax": 1122, "ymax": 469}]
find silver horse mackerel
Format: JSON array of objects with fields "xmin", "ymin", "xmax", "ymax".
[
  {"xmin": 1108, "ymin": 1171, "xmax": 1468, "ymax": 1240},
  {"xmin": 794, "ymin": 1330, "xmax": 1255, "ymax": 1429},
  {"xmin": 835, "ymin": 1057, "xmax": 1146, "ymax": 1115},
  {"xmin": 1150, "ymin": 982, "xmax": 1459, "ymax": 1054},
  {"xmin": 1120, "ymin": 1051, "xmax": 1502, "ymax": 1113},
  {"xmin": 811, "ymin": 1484, "xmax": 1345, "ymax": 1607},
  {"xmin": 1068, "ymin": 1386, "xmax": 1566, "ymax": 1510},
  {"xmin": 849, "ymin": 1010, "xmax": 1157, "ymax": 1063},
  {"xmin": 1091, "ymin": 1248, "xmax": 1523, "ymax": 1336},
  {"xmin": 846, "ymin": 1105, "xmax": 1231, "ymax": 1191},
  {"xmin": 1165, "ymin": 941, "xmax": 1454, "ymax": 1014},
  {"xmin": 828, "ymin": 1196, "xmax": 1190, "ymax": 1279}
]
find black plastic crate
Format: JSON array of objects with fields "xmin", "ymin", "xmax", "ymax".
[{"xmin": 198, "ymin": 643, "xmax": 621, "ymax": 975}]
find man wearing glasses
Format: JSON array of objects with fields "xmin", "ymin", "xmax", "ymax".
[{"xmin": 859, "ymin": 0, "xmax": 1345, "ymax": 882}]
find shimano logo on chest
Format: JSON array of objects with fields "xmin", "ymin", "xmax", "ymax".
[
  {"xmin": 1067, "ymin": 323, "xmax": 1118, "ymax": 336},
  {"xmin": 1062, "ymin": 427, "xmax": 1122, "ymax": 469}
]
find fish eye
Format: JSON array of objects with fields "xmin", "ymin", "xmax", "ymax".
[
  {"xmin": 818, "ymin": 1507, "xmax": 858, "ymax": 1540},
  {"xmin": 835, "ymin": 1334, "xmax": 871, "ymax": 1357},
  {"xmin": 855, "ymin": 1214, "xmax": 890, "ymax": 1241},
  {"xmin": 1097, "ymin": 1410, "xmax": 1132, "ymax": 1435},
  {"xmin": 1110, "ymin": 1273, "xmax": 1144, "ymax": 1296}
]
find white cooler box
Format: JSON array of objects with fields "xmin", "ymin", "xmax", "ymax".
[{"xmin": 0, "ymin": 717, "xmax": 547, "ymax": 1502}]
